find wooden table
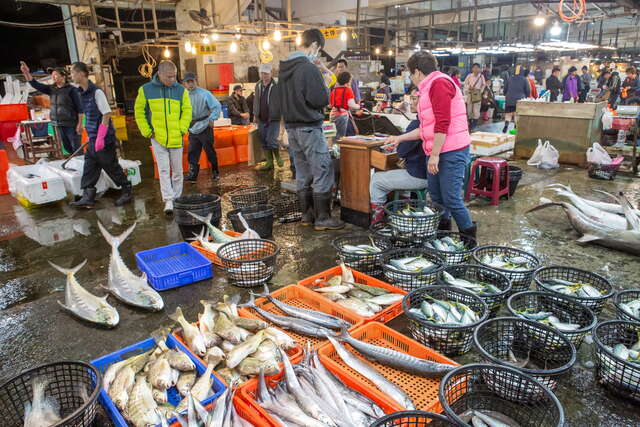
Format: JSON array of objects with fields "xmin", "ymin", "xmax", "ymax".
[
  {"xmin": 514, "ymin": 101, "xmax": 606, "ymax": 166},
  {"xmin": 337, "ymin": 136, "xmax": 399, "ymax": 228}
]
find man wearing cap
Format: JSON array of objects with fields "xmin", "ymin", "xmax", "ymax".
[
  {"xmin": 253, "ymin": 63, "xmax": 283, "ymax": 171},
  {"xmin": 228, "ymin": 85, "xmax": 249, "ymax": 125},
  {"xmin": 183, "ymin": 72, "xmax": 222, "ymax": 181}
]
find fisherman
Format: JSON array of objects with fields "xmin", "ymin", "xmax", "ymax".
[
  {"xmin": 20, "ymin": 61, "xmax": 84, "ymax": 155},
  {"xmin": 278, "ymin": 28, "xmax": 344, "ymax": 231},
  {"xmin": 134, "ymin": 60, "xmax": 192, "ymax": 215},
  {"xmin": 384, "ymin": 51, "xmax": 476, "ymax": 238},
  {"xmin": 67, "ymin": 62, "xmax": 132, "ymax": 208},
  {"xmin": 228, "ymin": 85, "xmax": 250, "ymax": 125},
  {"xmin": 183, "ymin": 72, "xmax": 222, "ymax": 182},
  {"xmin": 253, "ymin": 63, "xmax": 283, "ymax": 171}
]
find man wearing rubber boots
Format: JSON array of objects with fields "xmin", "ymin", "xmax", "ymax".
[
  {"xmin": 253, "ymin": 63, "xmax": 283, "ymax": 171},
  {"xmin": 183, "ymin": 72, "xmax": 222, "ymax": 181},
  {"xmin": 69, "ymin": 62, "xmax": 132, "ymax": 208},
  {"xmin": 278, "ymin": 29, "xmax": 344, "ymax": 231}
]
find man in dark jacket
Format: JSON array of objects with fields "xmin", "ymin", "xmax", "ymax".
[
  {"xmin": 253, "ymin": 63, "xmax": 283, "ymax": 171},
  {"xmin": 228, "ymin": 85, "xmax": 249, "ymax": 125},
  {"xmin": 278, "ymin": 28, "xmax": 344, "ymax": 231},
  {"xmin": 545, "ymin": 67, "xmax": 562, "ymax": 102},
  {"xmin": 503, "ymin": 68, "xmax": 530, "ymax": 133}
]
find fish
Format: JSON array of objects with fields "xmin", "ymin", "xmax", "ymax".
[
  {"xmin": 103, "ymin": 350, "xmax": 152, "ymax": 392},
  {"xmin": 264, "ymin": 327, "xmax": 297, "ymax": 350},
  {"xmin": 97, "ymin": 221, "xmax": 164, "ymax": 311},
  {"xmin": 176, "ymin": 370, "xmax": 197, "ymax": 397},
  {"xmin": 543, "ymin": 279, "xmax": 602, "ymax": 298},
  {"xmin": 336, "ymin": 298, "xmax": 376, "ymax": 317},
  {"xmin": 441, "ymin": 271, "xmax": 502, "ymax": 295},
  {"xmin": 327, "ymin": 335, "xmax": 415, "ymax": 410},
  {"xmin": 237, "ymin": 356, "xmax": 280, "ymax": 376},
  {"xmin": 205, "ymin": 346, "xmax": 226, "ymax": 369},
  {"xmin": 341, "ymin": 244, "xmax": 382, "ymax": 254},
  {"xmin": 424, "ymin": 235, "xmax": 467, "ymax": 252},
  {"xmin": 187, "ymin": 212, "xmax": 238, "ymax": 243},
  {"xmin": 126, "ymin": 375, "xmax": 162, "ymax": 427},
  {"xmin": 365, "ymin": 293, "xmax": 404, "ymax": 306},
  {"xmin": 350, "ymin": 281, "xmax": 389, "ymax": 297},
  {"xmin": 23, "ymin": 377, "xmax": 61, "ymax": 427},
  {"xmin": 323, "ymin": 292, "xmax": 347, "ymax": 301},
  {"xmin": 228, "ymin": 314, "xmax": 268, "ymax": 331},
  {"xmin": 152, "ymin": 387, "xmax": 168, "ymax": 404},
  {"xmin": 527, "ymin": 200, "xmax": 640, "ymax": 255},
  {"xmin": 213, "ymin": 311, "xmax": 247, "ymax": 344},
  {"xmin": 387, "ymin": 256, "xmax": 437, "ymax": 272},
  {"xmin": 199, "ymin": 300, "xmax": 217, "ymax": 336},
  {"xmin": 169, "ymin": 307, "xmax": 207, "ymax": 357},
  {"xmin": 336, "ymin": 328, "xmax": 455, "ymax": 378},
  {"xmin": 191, "ymin": 227, "xmax": 224, "ymax": 253},
  {"xmin": 226, "ymin": 330, "xmax": 267, "ymax": 369},
  {"xmin": 458, "ymin": 409, "xmax": 522, "ymax": 427},
  {"xmin": 255, "ymin": 285, "xmax": 351, "ymax": 329},
  {"xmin": 216, "ymin": 367, "xmax": 241, "ymax": 386},
  {"xmin": 546, "ymin": 184, "xmax": 640, "ymax": 218},
  {"xmin": 417, "ymin": 297, "xmax": 479, "ymax": 326},
  {"xmin": 49, "ymin": 260, "xmax": 120, "ymax": 328},
  {"xmin": 152, "ymin": 336, "xmax": 196, "ymax": 372},
  {"xmin": 175, "ymin": 358, "xmax": 215, "ymax": 413},
  {"xmin": 480, "ymin": 254, "xmax": 533, "ymax": 271},
  {"xmin": 109, "ymin": 365, "xmax": 136, "ymax": 410},
  {"xmin": 620, "ymin": 299, "xmax": 640, "ymax": 319},
  {"xmin": 547, "ymin": 186, "xmax": 630, "ymax": 229},
  {"xmin": 313, "ymin": 285, "xmax": 353, "ymax": 294}
]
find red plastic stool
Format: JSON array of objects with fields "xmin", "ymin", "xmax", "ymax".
[
  {"xmin": 465, "ymin": 157, "xmax": 509, "ymax": 206},
  {"xmin": 0, "ymin": 149, "xmax": 9, "ymax": 195}
]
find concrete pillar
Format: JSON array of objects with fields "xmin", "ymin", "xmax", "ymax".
[
  {"xmin": 60, "ymin": 5, "xmax": 78, "ymax": 64},
  {"xmin": 70, "ymin": 5, "xmax": 105, "ymax": 86}
]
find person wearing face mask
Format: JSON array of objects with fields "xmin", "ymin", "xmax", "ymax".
[
  {"xmin": 134, "ymin": 60, "xmax": 192, "ymax": 215},
  {"xmin": 384, "ymin": 52, "xmax": 475, "ymax": 238},
  {"xmin": 20, "ymin": 62, "xmax": 84, "ymax": 155},
  {"xmin": 277, "ymin": 28, "xmax": 344, "ymax": 231}
]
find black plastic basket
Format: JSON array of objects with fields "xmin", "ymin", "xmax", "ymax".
[
  {"xmin": 472, "ymin": 245, "xmax": 540, "ymax": 294},
  {"xmin": 369, "ymin": 410, "xmax": 454, "ymax": 427},
  {"xmin": 331, "ymin": 233, "xmax": 392, "ymax": 279},
  {"xmin": 438, "ymin": 264, "xmax": 512, "ymax": 316},
  {"xmin": 271, "ymin": 194, "xmax": 302, "ymax": 223},
  {"xmin": 613, "ymin": 289, "xmax": 640, "ymax": 323},
  {"xmin": 228, "ymin": 185, "xmax": 269, "ymax": 209},
  {"xmin": 0, "ymin": 361, "xmax": 102, "ymax": 426},
  {"xmin": 439, "ymin": 363, "xmax": 565, "ymax": 426},
  {"xmin": 173, "ymin": 193, "xmax": 221, "ymax": 226},
  {"xmin": 384, "ymin": 199, "xmax": 444, "ymax": 240},
  {"xmin": 424, "ymin": 231, "xmax": 478, "ymax": 266},
  {"xmin": 588, "ymin": 162, "xmax": 621, "ymax": 180},
  {"xmin": 227, "ymin": 204, "xmax": 275, "ymax": 238},
  {"xmin": 508, "ymin": 165, "xmax": 523, "ymax": 197},
  {"xmin": 369, "ymin": 221, "xmax": 413, "ymax": 248},
  {"xmin": 217, "ymin": 239, "xmax": 279, "ymax": 288},
  {"xmin": 473, "ymin": 317, "xmax": 576, "ymax": 392},
  {"xmin": 403, "ymin": 286, "xmax": 489, "ymax": 356},
  {"xmin": 534, "ymin": 266, "xmax": 613, "ymax": 315},
  {"xmin": 381, "ymin": 248, "xmax": 445, "ymax": 291},
  {"xmin": 593, "ymin": 320, "xmax": 640, "ymax": 402},
  {"xmin": 507, "ymin": 291, "xmax": 597, "ymax": 349}
]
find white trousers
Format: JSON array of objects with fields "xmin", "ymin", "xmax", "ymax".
[{"xmin": 151, "ymin": 139, "xmax": 183, "ymax": 202}]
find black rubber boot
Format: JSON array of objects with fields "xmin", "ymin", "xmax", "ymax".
[
  {"xmin": 502, "ymin": 121, "xmax": 510, "ymax": 134},
  {"xmin": 438, "ymin": 217, "xmax": 452, "ymax": 231},
  {"xmin": 211, "ymin": 169, "xmax": 220, "ymax": 180},
  {"xmin": 460, "ymin": 222, "xmax": 477, "ymax": 239},
  {"xmin": 185, "ymin": 164, "xmax": 199, "ymax": 182},
  {"xmin": 115, "ymin": 183, "xmax": 133, "ymax": 206},
  {"xmin": 313, "ymin": 192, "xmax": 345, "ymax": 231},
  {"xmin": 297, "ymin": 189, "xmax": 314, "ymax": 226},
  {"xmin": 70, "ymin": 187, "xmax": 97, "ymax": 209}
]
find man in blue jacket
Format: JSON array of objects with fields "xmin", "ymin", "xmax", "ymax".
[{"xmin": 183, "ymin": 72, "xmax": 222, "ymax": 181}]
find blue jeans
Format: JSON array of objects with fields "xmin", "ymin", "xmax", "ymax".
[
  {"xmin": 257, "ymin": 120, "xmax": 280, "ymax": 150},
  {"xmin": 426, "ymin": 146, "xmax": 473, "ymax": 230},
  {"xmin": 56, "ymin": 125, "xmax": 81, "ymax": 154},
  {"xmin": 286, "ymin": 125, "xmax": 334, "ymax": 193}
]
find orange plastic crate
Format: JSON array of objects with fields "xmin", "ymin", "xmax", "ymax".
[
  {"xmin": 298, "ymin": 266, "xmax": 407, "ymax": 324},
  {"xmin": 190, "ymin": 230, "xmax": 241, "ymax": 266},
  {"xmin": 232, "ymin": 125, "xmax": 250, "ymax": 146},
  {"xmin": 0, "ymin": 104, "xmax": 29, "ymax": 121},
  {"xmin": 317, "ymin": 322, "xmax": 459, "ymax": 413},
  {"xmin": 216, "ymin": 146, "xmax": 237, "ymax": 166},
  {"xmin": 214, "ymin": 127, "xmax": 234, "ymax": 148},
  {"xmin": 237, "ymin": 284, "xmax": 363, "ymax": 350},
  {"xmin": 235, "ymin": 144, "xmax": 248, "ymax": 162}
]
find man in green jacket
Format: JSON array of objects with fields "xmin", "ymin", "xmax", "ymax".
[{"xmin": 134, "ymin": 60, "xmax": 192, "ymax": 215}]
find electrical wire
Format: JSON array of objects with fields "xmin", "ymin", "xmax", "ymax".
[
  {"xmin": 558, "ymin": 0, "xmax": 587, "ymax": 23},
  {"xmin": 138, "ymin": 45, "xmax": 157, "ymax": 78},
  {"xmin": 0, "ymin": 19, "xmax": 65, "ymax": 28}
]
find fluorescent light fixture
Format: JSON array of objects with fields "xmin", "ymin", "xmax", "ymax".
[
  {"xmin": 262, "ymin": 39, "xmax": 271, "ymax": 50},
  {"xmin": 375, "ymin": 47, "xmax": 380, "ymax": 54},
  {"xmin": 295, "ymin": 34, "xmax": 302, "ymax": 46},
  {"xmin": 388, "ymin": 49, "xmax": 393, "ymax": 56},
  {"xmin": 185, "ymin": 41, "xmax": 192, "ymax": 51},
  {"xmin": 533, "ymin": 13, "xmax": 546, "ymax": 27},
  {"xmin": 230, "ymin": 41, "xmax": 238, "ymax": 53},
  {"xmin": 273, "ymin": 29, "xmax": 282, "ymax": 41},
  {"xmin": 340, "ymin": 31, "xmax": 347, "ymax": 41},
  {"xmin": 202, "ymin": 35, "xmax": 210, "ymax": 45},
  {"xmin": 212, "ymin": 32, "xmax": 219, "ymax": 41},
  {"xmin": 550, "ymin": 22, "xmax": 562, "ymax": 36}
]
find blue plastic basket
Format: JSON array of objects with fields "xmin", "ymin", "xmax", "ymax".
[
  {"xmin": 135, "ymin": 242, "xmax": 213, "ymax": 291},
  {"xmin": 90, "ymin": 335, "xmax": 225, "ymax": 427}
]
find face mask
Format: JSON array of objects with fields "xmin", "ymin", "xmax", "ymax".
[{"xmin": 307, "ymin": 51, "xmax": 318, "ymax": 61}]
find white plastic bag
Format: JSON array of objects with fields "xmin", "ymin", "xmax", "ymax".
[
  {"xmin": 528, "ymin": 139, "xmax": 559, "ymax": 169},
  {"xmin": 8, "ymin": 124, "xmax": 22, "ymax": 151},
  {"xmin": 526, "ymin": 139, "xmax": 545, "ymax": 166},
  {"xmin": 586, "ymin": 143, "xmax": 612, "ymax": 165}
]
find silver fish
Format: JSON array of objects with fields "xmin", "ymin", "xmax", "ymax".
[
  {"xmin": 50, "ymin": 260, "xmax": 119, "ymax": 328},
  {"xmin": 109, "ymin": 365, "xmax": 136, "ymax": 410},
  {"xmin": 226, "ymin": 330, "xmax": 267, "ymax": 369},
  {"xmin": 126, "ymin": 375, "xmax": 161, "ymax": 427},
  {"xmin": 176, "ymin": 370, "xmax": 197, "ymax": 397},
  {"xmin": 23, "ymin": 377, "xmax": 61, "ymax": 427},
  {"xmin": 170, "ymin": 307, "xmax": 207, "ymax": 357},
  {"xmin": 97, "ymin": 221, "xmax": 164, "ymax": 311},
  {"xmin": 188, "ymin": 212, "xmax": 237, "ymax": 243},
  {"xmin": 176, "ymin": 359, "xmax": 215, "ymax": 413},
  {"xmin": 546, "ymin": 184, "xmax": 640, "ymax": 217}
]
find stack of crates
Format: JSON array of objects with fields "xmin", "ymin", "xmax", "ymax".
[
  {"xmin": 233, "ymin": 125, "xmax": 250, "ymax": 163},
  {"xmin": 214, "ymin": 126, "xmax": 237, "ymax": 166}
]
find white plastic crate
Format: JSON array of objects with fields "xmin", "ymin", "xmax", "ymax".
[
  {"xmin": 104, "ymin": 158, "xmax": 142, "ymax": 189},
  {"xmin": 46, "ymin": 157, "xmax": 110, "ymax": 196},
  {"xmin": 7, "ymin": 163, "xmax": 66, "ymax": 206}
]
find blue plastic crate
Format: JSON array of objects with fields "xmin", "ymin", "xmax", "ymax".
[
  {"xmin": 135, "ymin": 242, "xmax": 213, "ymax": 291},
  {"xmin": 90, "ymin": 335, "xmax": 225, "ymax": 427}
]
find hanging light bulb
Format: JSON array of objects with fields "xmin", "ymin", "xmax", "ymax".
[
  {"xmin": 262, "ymin": 39, "xmax": 271, "ymax": 50},
  {"xmin": 388, "ymin": 49, "xmax": 393, "ymax": 56},
  {"xmin": 415, "ymin": 43, "xmax": 420, "ymax": 50},
  {"xmin": 212, "ymin": 32, "xmax": 219, "ymax": 41},
  {"xmin": 191, "ymin": 45, "xmax": 197, "ymax": 54},
  {"xmin": 235, "ymin": 33, "xmax": 241, "ymax": 39},
  {"xmin": 375, "ymin": 47, "xmax": 380, "ymax": 55},
  {"xmin": 185, "ymin": 40, "xmax": 192, "ymax": 52},
  {"xmin": 202, "ymin": 34, "xmax": 210, "ymax": 45},
  {"xmin": 295, "ymin": 34, "xmax": 302, "ymax": 46},
  {"xmin": 533, "ymin": 13, "xmax": 546, "ymax": 27},
  {"xmin": 230, "ymin": 41, "xmax": 238, "ymax": 53},
  {"xmin": 273, "ymin": 29, "xmax": 282, "ymax": 41},
  {"xmin": 163, "ymin": 47, "xmax": 171, "ymax": 58},
  {"xmin": 340, "ymin": 30, "xmax": 347, "ymax": 41},
  {"xmin": 550, "ymin": 21, "xmax": 562, "ymax": 36}
]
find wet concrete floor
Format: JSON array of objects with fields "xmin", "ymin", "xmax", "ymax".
[{"xmin": 1, "ymin": 122, "xmax": 639, "ymax": 425}]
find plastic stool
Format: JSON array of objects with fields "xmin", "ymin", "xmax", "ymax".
[
  {"xmin": 465, "ymin": 157, "xmax": 509, "ymax": 206},
  {"xmin": 393, "ymin": 188, "xmax": 428, "ymax": 201}
]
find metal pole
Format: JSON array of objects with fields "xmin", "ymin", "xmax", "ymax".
[
  {"xmin": 598, "ymin": 20, "xmax": 603, "ymax": 45},
  {"xmin": 456, "ymin": 0, "xmax": 461, "ymax": 42},
  {"xmin": 141, "ymin": 2, "xmax": 147, "ymax": 39},
  {"xmin": 237, "ymin": 0, "xmax": 242, "ymax": 24},
  {"xmin": 383, "ymin": 6, "xmax": 388, "ymax": 47},
  {"xmin": 210, "ymin": 0, "xmax": 216, "ymax": 27},
  {"xmin": 286, "ymin": 0, "xmax": 291, "ymax": 24},
  {"xmin": 428, "ymin": 1, "xmax": 433, "ymax": 48},
  {"xmin": 150, "ymin": 0, "xmax": 159, "ymax": 38},
  {"xmin": 60, "ymin": 5, "xmax": 78, "ymax": 63},
  {"xmin": 87, "ymin": 0, "xmax": 99, "ymax": 27},
  {"xmin": 356, "ymin": 0, "xmax": 361, "ymax": 40},
  {"xmin": 473, "ymin": 0, "xmax": 477, "ymax": 44}
]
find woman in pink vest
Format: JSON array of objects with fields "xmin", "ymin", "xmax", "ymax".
[{"xmin": 385, "ymin": 52, "xmax": 475, "ymax": 238}]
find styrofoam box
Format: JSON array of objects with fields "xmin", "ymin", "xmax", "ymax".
[
  {"xmin": 7, "ymin": 164, "xmax": 66, "ymax": 205},
  {"xmin": 46, "ymin": 157, "xmax": 110, "ymax": 196},
  {"xmin": 104, "ymin": 158, "xmax": 142, "ymax": 189},
  {"xmin": 213, "ymin": 118, "xmax": 231, "ymax": 127}
]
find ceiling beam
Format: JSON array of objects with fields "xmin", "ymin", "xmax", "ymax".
[{"xmin": 17, "ymin": 0, "xmax": 176, "ymax": 11}]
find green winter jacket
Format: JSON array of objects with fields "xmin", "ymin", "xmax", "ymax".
[{"xmin": 134, "ymin": 74, "xmax": 192, "ymax": 148}]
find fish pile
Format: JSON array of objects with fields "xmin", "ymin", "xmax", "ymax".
[
  {"xmin": 620, "ymin": 298, "xmax": 640, "ymax": 319},
  {"xmin": 527, "ymin": 184, "xmax": 640, "ymax": 255},
  {"xmin": 340, "ymin": 243, "xmax": 383, "ymax": 254},
  {"xmin": 102, "ymin": 335, "xmax": 215, "ymax": 426},
  {"xmin": 395, "ymin": 204, "xmax": 435, "ymax": 217},
  {"xmin": 441, "ymin": 271, "xmax": 502, "ymax": 296},
  {"xmin": 408, "ymin": 296, "xmax": 480, "ymax": 326},
  {"xmin": 514, "ymin": 308, "xmax": 581, "ymax": 332},
  {"xmin": 310, "ymin": 263, "xmax": 404, "ymax": 317},
  {"xmin": 605, "ymin": 340, "xmax": 640, "ymax": 365},
  {"xmin": 458, "ymin": 409, "xmax": 523, "ymax": 427},
  {"xmin": 385, "ymin": 256, "xmax": 438, "ymax": 273},
  {"xmin": 49, "ymin": 221, "xmax": 164, "ymax": 328},
  {"xmin": 480, "ymin": 254, "xmax": 534, "ymax": 271},
  {"xmin": 389, "ymin": 204, "xmax": 436, "ymax": 234},
  {"xmin": 188, "ymin": 211, "xmax": 259, "ymax": 253},
  {"xmin": 23, "ymin": 377, "xmax": 62, "ymax": 427},
  {"xmin": 542, "ymin": 278, "xmax": 603, "ymax": 298},
  {"xmin": 256, "ymin": 346, "xmax": 387, "ymax": 426},
  {"xmin": 173, "ymin": 386, "xmax": 252, "ymax": 427},
  {"xmin": 170, "ymin": 298, "xmax": 295, "ymax": 386},
  {"xmin": 424, "ymin": 235, "xmax": 467, "ymax": 252}
]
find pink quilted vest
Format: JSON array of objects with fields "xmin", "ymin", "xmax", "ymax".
[{"xmin": 417, "ymin": 71, "xmax": 470, "ymax": 155}]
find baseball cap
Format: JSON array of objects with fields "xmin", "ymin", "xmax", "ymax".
[
  {"xmin": 183, "ymin": 72, "xmax": 197, "ymax": 81},
  {"xmin": 259, "ymin": 63, "xmax": 272, "ymax": 74}
]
